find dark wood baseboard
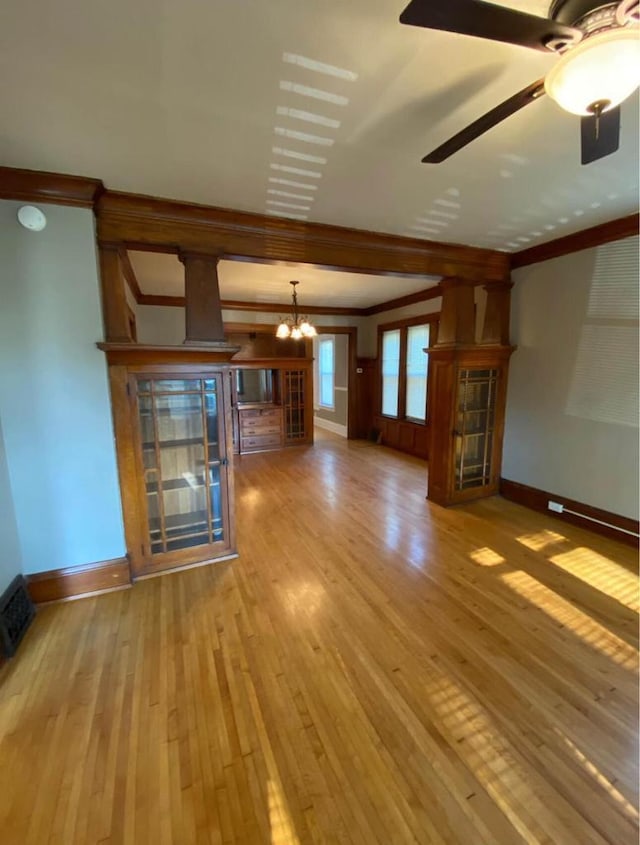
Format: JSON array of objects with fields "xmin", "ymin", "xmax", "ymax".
[
  {"xmin": 27, "ymin": 557, "xmax": 131, "ymax": 604},
  {"xmin": 500, "ymin": 479, "xmax": 639, "ymax": 548}
]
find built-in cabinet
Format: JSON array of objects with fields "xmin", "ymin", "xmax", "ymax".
[
  {"xmin": 231, "ymin": 361, "xmax": 313, "ymax": 454},
  {"xmin": 427, "ymin": 345, "xmax": 513, "ymax": 506},
  {"xmin": 104, "ymin": 353, "xmax": 237, "ymax": 579}
]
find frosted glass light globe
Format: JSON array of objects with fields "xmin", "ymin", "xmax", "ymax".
[{"xmin": 545, "ymin": 28, "xmax": 640, "ymax": 116}]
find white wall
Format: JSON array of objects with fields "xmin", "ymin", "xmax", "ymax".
[
  {"xmin": 0, "ymin": 417, "xmax": 23, "ymax": 592},
  {"xmin": 503, "ymin": 236, "xmax": 639, "ymax": 520},
  {"xmin": 0, "ymin": 201, "xmax": 126, "ymax": 574}
]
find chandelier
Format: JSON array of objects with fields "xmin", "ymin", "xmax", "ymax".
[{"xmin": 276, "ymin": 281, "xmax": 317, "ymax": 340}]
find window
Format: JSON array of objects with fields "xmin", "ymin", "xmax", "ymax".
[
  {"xmin": 380, "ymin": 320, "xmax": 433, "ymax": 422},
  {"xmin": 405, "ymin": 324, "xmax": 430, "ymax": 421},
  {"xmin": 318, "ymin": 337, "xmax": 334, "ymax": 409},
  {"xmin": 381, "ymin": 330, "xmax": 400, "ymax": 416}
]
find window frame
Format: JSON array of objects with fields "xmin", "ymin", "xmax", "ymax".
[
  {"xmin": 377, "ymin": 314, "xmax": 438, "ymax": 425},
  {"xmin": 318, "ymin": 335, "xmax": 335, "ymax": 410}
]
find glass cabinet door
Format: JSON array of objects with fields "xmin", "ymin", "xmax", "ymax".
[
  {"xmin": 454, "ymin": 368, "xmax": 498, "ymax": 491},
  {"xmin": 136, "ymin": 375, "xmax": 229, "ymax": 564}
]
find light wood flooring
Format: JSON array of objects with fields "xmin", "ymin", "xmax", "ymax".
[{"xmin": 1, "ymin": 431, "xmax": 638, "ymax": 844}]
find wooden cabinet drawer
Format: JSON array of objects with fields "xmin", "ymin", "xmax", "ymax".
[
  {"xmin": 240, "ymin": 434, "xmax": 282, "ymax": 451},
  {"xmin": 240, "ymin": 408, "xmax": 281, "ymax": 421},
  {"xmin": 240, "ymin": 423, "xmax": 282, "ymax": 436}
]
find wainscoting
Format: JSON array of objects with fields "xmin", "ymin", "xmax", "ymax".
[{"xmin": 375, "ymin": 416, "xmax": 429, "ymax": 460}]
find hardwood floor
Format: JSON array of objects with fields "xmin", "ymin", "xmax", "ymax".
[{"xmin": 1, "ymin": 431, "xmax": 638, "ymax": 844}]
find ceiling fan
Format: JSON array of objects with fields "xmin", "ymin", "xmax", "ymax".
[{"xmin": 399, "ymin": 0, "xmax": 640, "ymax": 164}]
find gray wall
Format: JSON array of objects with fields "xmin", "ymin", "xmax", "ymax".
[
  {"xmin": 314, "ymin": 334, "xmax": 349, "ymax": 433},
  {"xmin": 0, "ymin": 200, "xmax": 126, "ymax": 574},
  {"xmin": 503, "ymin": 236, "xmax": 639, "ymax": 520},
  {"xmin": 0, "ymin": 418, "xmax": 22, "ymax": 592}
]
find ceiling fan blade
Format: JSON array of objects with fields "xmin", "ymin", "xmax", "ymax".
[
  {"xmin": 400, "ymin": 0, "xmax": 582, "ymax": 52},
  {"xmin": 422, "ymin": 78, "xmax": 545, "ymax": 164},
  {"xmin": 581, "ymin": 107, "xmax": 621, "ymax": 165}
]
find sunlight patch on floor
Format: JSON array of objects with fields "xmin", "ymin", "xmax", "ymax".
[
  {"xmin": 553, "ymin": 729, "xmax": 639, "ymax": 822},
  {"xmin": 548, "ymin": 547, "xmax": 639, "ymax": 612},
  {"xmin": 470, "ymin": 547, "xmax": 506, "ymax": 566},
  {"xmin": 516, "ymin": 529, "xmax": 567, "ymax": 552},
  {"xmin": 268, "ymin": 779, "xmax": 300, "ymax": 845},
  {"xmin": 500, "ymin": 570, "xmax": 638, "ymax": 669}
]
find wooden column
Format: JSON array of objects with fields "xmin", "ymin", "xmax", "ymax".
[
  {"xmin": 180, "ymin": 252, "xmax": 224, "ymax": 344},
  {"xmin": 98, "ymin": 242, "xmax": 132, "ymax": 343},
  {"xmin": 480, "ymin": 280, "xmax": 513, "ymax": 346},
  {"xmin": 435, "ymin": 277, "xmax": 476, "ymax": 347}
]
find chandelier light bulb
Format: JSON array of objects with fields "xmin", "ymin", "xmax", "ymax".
[
  {"xmin": 275, "ymin": 280, "xmax": 315, "ymax": 340},
  {"xmin": 544, "ymin": 28, "xmax": 640, "ymax": 116}
]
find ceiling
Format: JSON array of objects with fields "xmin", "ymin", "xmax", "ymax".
[
  {"xmin": 129, "ymin": 251, "xmax": 440, "ymax": 308},
  {"xmin": 1, "ymin": 1, "xmax": 638, "ymax": 253}
]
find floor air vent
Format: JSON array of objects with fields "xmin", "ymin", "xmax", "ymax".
[{"xmin": 0, "ymin": 575, "xmax": 36, "ymax": 659}]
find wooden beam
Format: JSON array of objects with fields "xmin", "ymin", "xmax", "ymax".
[
  {"xmin": 96, "ymin": 190, "xmax": 509, "ymax": 282},
  {"xmin": 0, "ymin": 165, "xmax": 103, "ymax": 208},
  {"xmin": 133, "ymin": 288, "xmax": 443, "ymax": 317},
  {"xmin": 511, "ymin": 213, "xmax": 639, "ymax": 269}
]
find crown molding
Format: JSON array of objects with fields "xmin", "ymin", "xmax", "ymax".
[
  {"xmin": 362, "ymin": 284, "xmax": 442, "ymax": 316},
  {"xmin": 0, "ymin": 166, "xmax": 103, "ymax": 208},
  {"xmin": 511, "ymin": 213, "xmax": 639, "ymax": 269}
]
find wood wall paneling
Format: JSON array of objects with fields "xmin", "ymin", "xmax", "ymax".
[
  {"xmin": 27, "ymin": 557, "xmax": 131, "ymax": 603},
  {"xmin": 500, "ymin": 478, "xmax": 640, "ymax": 548},
  {"xmin": 354, "ymin": 358, "xmax": 376, "ymax": 439}
]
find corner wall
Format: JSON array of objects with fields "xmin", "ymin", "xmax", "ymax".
[
  {"xmin": 0, "ymin": 417, "xmax": 22, "ymax": 592},
  {"xmin": 0, "ymin": 200, "xmax": 126, "ymax": 574},
  {"xmin": 503, "ymin": 236, "xmax": 639, "ymax": 521}
]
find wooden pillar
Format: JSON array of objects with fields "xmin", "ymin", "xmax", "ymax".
[
  {"xmin": 480, "ymin": 280, "xmax": 513, "ymax": 346},
  {"xmin": 98, "ymin": 242, "xmax": 132, "ymax": 343},
  {"xmin": 179, "ymin": 252, "xmax": 225, "ymax": 344},
  {"xmin": 435, "ymin": 277, "xmax": 476, "ymax": 346}
]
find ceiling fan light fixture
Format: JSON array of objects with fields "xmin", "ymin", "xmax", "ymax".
[{"xmin": 544, "ymin": 27, "xmax": 640, "ymax": 115}]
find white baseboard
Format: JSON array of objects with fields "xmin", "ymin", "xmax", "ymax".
[{"xmin": 314, "ymin": 416, "xmax": 348, "ymax": 438}]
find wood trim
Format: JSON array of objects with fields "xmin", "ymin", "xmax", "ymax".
[
  {"xmin": 134, "ymin": 294, "xmax": 361, "ymax": 316},
  {"xmin": 221, "ymin": 299, "xmax": 363, "ymax": 316},
  {"xmin": 98, "ymin": 342, "xmax": 241, "ymax": 365},
  {"xmin": 511, "ymin": 213, "xmax": 639, "ymax": 269},
  {"xmin": 120, "ymin": 248, "xmax": 143, "ymax": 302},
  {"xmin": 362, "ymin": 285, "xmax": 442, "ymax": 316},
  {"xmin": 138, "ymin": 293, "xmax": 186, "ymax": 307},
  {"xmin": 96, "ymin": 190, "xmax": 509, "ymax": 282},
  {"xmin": 500, "ymin": 478, "xmax": 640, "ymax": 548},
  {"xmin": 0, "ymin": 166, "xmax": 103, "ymax": 208},
  {"xmin": 27, "ymin": 557, "xmax": 131, "ymax": 604},
  {"xmin": 377, "ymin": 312, "xmax": 440, "ymax": 332}
]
